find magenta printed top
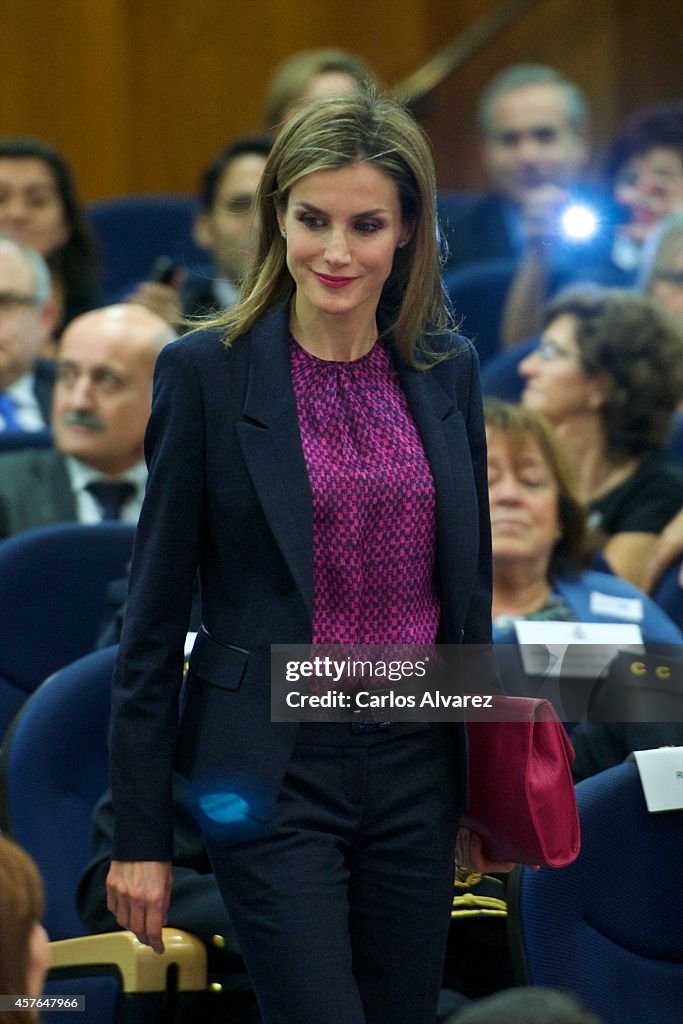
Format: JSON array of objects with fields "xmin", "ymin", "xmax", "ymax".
[{"xmin": 289, "ymin": 335, "xmax": 440, "ymax": 645}]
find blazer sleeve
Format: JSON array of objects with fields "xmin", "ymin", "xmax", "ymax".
[
  {"xmin": 460, "ymin": 340, "xmax": 494, "ymax": 647},
  {"xmin": 110, "ymin": 338, "xmax": 207, "ymax": 861}
]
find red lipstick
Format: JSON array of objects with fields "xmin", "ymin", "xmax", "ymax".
[{"xmin": 314, "ymin": 272, "xmax": 355, "ymax": 289}]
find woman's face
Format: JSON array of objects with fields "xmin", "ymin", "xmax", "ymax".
[
  {"xmin": 615, "ymin": 146, "xmax": 683, "ymax": 244},
  {"xmin": 0, "ymin": 157, "xmax": 70, "ymax": 258},
  {"xmin": 519, "ymin": 313, "xmax": 602, "ymax": 427},
  {"xmin": 487, "ymin": 428, "xmax": 561, "ymax": 572},
  {"xmin": 278, "ymin": 161, "xmax": 410, "ymax": 326}
]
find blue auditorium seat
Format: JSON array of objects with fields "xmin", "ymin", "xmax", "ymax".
[
  {"xmin": 88, "ymin": 194, "xmax": 206, "ymax": 303},
  {"xmin": 507, "ymin": 761, "xmax": 683, "ymax": 1024},
  {"xmin": 0, "ymin": 645, "xmax": 207, "ymax": 1023},
  {"xmin": 0, "ymin": 521, "xmax": 136, "ymax": 737}
]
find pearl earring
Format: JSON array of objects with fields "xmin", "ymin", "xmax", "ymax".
[{"xmin": 280, "ymin": 229, "xmax": 287, "ymax": 238}]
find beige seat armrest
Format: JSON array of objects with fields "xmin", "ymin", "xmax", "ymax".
[{"xmin": 48, "ymin": 929, "xmax": 207, "ymax": 993}]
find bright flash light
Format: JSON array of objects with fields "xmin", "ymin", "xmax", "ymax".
[{"xmin": 560, "ymin": 204, "xmax": 598, "ymax": 241}]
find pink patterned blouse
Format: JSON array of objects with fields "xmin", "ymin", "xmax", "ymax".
[{"xmin": 290, "ymin": 335, "xmax": 440, "ymax": 645}]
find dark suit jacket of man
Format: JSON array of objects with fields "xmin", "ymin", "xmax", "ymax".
[
  {"xmin": 0, "ymin": 359, "xmax": 56, "ymax": 432},
  {"xmin": 440, "ymin": 194, "xmax": 516, "ymax": 272},
  {"xmin": 0, "ymin": 447, "xmax": 76, "ymax": 539},
  {"xmin": 110, "ymin": 302, "xmax": 494, "ymax": 862}
]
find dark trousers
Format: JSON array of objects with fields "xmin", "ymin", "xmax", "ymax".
[{"xmin": 204, "ymin": 722, "xmax": 463, "ymax": 1024}]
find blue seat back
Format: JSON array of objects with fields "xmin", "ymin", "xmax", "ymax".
[
  {"xmin": 0, "ymin": 428, "xmax": 53, "ymax": 453},
  {"xmin": 508, "ymin": 761, "xmax": 683, "ymax": 1024},
  {"xmin": 87, "ymin": 194, "xmax": 205, "ymax": 302},
  {"xmin": 653, "ymin": 557, "xmax": 683, "ymax": 632},
  {"xmin": 0, "ymin": 646, "xmax": 118, "ymax": 940},
  {"xmin": 666, "ymin": 411, "xmax": 683, "ymax": 468},
  {"xmin": 0, "ymin": 522, "xmax": 135, "ymax": 737}
]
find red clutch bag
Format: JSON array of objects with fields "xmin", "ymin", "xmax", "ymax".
[{"xmin": 461, "ymin": 696, "xmax": 581, "ymax": 868}]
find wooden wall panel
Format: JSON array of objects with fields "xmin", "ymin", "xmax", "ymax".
[
  {"xmin": 1, "ymin": 0, "xmax": 681, "ymax": 202},
  {"xmin": 1, "ymin": 0, "xmax": 132, "ymax": 196}
]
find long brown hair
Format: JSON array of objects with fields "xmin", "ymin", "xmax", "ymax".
[
  {"xmin": 208, "ymin": 88, "xmax": 454, "ymax": 367},
  {"xmin": 0, "ymin": 835, "xmax": 45, "ymax": 1024}
]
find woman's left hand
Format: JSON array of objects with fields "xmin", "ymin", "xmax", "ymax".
[{"xmin": 455, "ymin": 825, "xmax": 519, "ymax": 874}]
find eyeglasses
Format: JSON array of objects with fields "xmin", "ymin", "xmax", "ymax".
[
  {"xmin": 0, "ymin": 291, "xmax": 40, "ymax": 312},
  {"xmin": 535, "ymin": 340, "xmax": 578, "ymax": 361}
]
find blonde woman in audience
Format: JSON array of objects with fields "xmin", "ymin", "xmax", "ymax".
[
  {"xmin": 0, "ymin": 835, "xmax": 49, "ymax": 1024},
  {"xmin": 486, "ymin": 398, "xmax": 681, "ymax": 645},
  {"xmin": 262, "ymin": 47, "xmax": 376, "ymax": 131},
  {"xmin": 519, "ymin": 285, "xmax": 683, "ymax": 588}
]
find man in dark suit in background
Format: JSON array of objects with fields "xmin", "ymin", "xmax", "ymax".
[
  {"xmin": 0, "ymin": 302, "xmax": 175, "ymax": 537},
  {"xmin": 441, "ymin": 63, "xmax": 591, "ymax": 272},
  {"xmin": 0, "ymin": 236, "xmax": 58, "ymax": 431}
]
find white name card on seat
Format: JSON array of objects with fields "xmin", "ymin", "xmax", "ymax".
[
  {"xmin": 634, "ymin": 747, "xmax": 683, "ymax": 812},
  {"xmin": 514, "ymin": 620, "xmax": 643, "ymax": 678}
]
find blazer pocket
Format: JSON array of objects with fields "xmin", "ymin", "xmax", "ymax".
[{"xmin": 188, "ymin": 626, "xmax": 249, "ymax": 691}]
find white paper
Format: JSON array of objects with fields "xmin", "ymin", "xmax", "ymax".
[
  {"xmin": 514, "ymin": 620, "xmax": 643, "ymax": 678},
  {"xmin": 634, "ymin": 747, "xmax": 683, "ymax": 812},
  {"xmin": 589, "ymin": 590, "xmax": 643, "ymax": 622}
]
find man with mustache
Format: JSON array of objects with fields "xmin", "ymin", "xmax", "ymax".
[{"xmin": 0, "ymin": 303, "xmax": 175, "ymax": 537}]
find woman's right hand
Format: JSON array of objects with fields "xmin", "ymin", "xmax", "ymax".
[{"xmin": 106, "ymin": 860, "xmax": 173, "ymax": 954}]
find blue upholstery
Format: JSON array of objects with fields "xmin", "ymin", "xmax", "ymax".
[
  {"xmin": 653, "ymin": 558, "xmax": 683, "ymax": 632},
  {"xmin": 480, "ymin": 336, "xmax": 537, "ymax": 400},
  {"xmin": 87, "ymin": 194, "xmax": 206, "ymax": 303},
  {"xmin": 0, "ymin": 645, "xmax": 208, "ymax": 1023},
  {"xmin": 0, "ymin": 522, "xmax": 135, "ymax": 737},
  {"xmin": 666, "ymin": 411, "xmax": 683, "ymax": 469},
  {"xmin": 508, "ymin": 761, "xmax": 683, "ymax": 1024},
  {"xmin": 0, "ymin": 645, "xmax": 118, "ymax": 939},
  {"xmin": 444, "ymin": 258, "xmax": 517, "ymax": 364},
  {"xmin": 0, "ymin": 428, "xmax": 53, "ymax": 453},
  {"xmin": 436, "ymin": 190, "xmax": 479, "ymax": 254}
]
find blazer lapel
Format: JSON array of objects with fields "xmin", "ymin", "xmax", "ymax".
[{"xmin": 236, "ymin": 306, "xmax": 314, "ymax": 620}]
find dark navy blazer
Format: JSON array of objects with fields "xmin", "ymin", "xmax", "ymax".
[{"xmin": 110, "ymin": 303, "xmax": 493, "ymax": 860}]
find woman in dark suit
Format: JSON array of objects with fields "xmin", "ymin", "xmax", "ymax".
[{"xmin": 107, "ymin": 88, "xmax": 500, "ymax": 1024}]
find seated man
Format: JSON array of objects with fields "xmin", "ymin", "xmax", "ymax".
[
  {"xmin": 0, "ymin": 237, "xmax": 58, "ymax": 431},
  {"xmin": 441, "ymin": 63, "xmax": 591, "ymax": 273},
  {"xmin": 128, "ymin": 135, "xmax": 272, "ymax": 325},
  {"xmin": 0, "ymin": 303, "xmax": 174, "ymax": 536},
  {"xmin": 441, "ymin": 64, "xmax": 611, "ymax": 360},
  {"xmin": 498, "ymin": 100, "xmax": 683, "ymax": 349}
]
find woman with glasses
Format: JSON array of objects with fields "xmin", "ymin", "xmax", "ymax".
[{"xmin": 519, "ymin": 284, "xmax": 683, "ymax": 588}]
